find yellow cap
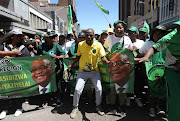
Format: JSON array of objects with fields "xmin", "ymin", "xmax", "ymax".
[{"xmin": 107, "ymin": 28, "xmax": 114, "ymax": 34}]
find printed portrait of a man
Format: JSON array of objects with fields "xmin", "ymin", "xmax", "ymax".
[
  {"xmin": 108, "ymin": 53, "xmax": 131, "ymax": 88},
  {"xmin": 29, "ymin": 58, "xmax": 54, "ymax": 95}
]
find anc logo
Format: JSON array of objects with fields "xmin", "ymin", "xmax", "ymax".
[
  {"xmin": 111, "ymin": 42, "xmax": 123, "ymax": 53},
  {"xmin": 49, "ymin": 51, "xmax": 54, "ymax": 56},
  {"xmin": 92, "ymin": 49, "xmax": 96, "ymax": 54},
  {"xmin": 148, "ymin": 65, "xmax": 165, "ymax": 81}
]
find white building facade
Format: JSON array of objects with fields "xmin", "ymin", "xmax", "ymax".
[
  {"xmin": 0, "ymin": 0, "xmax": 52, "ymax": 36},
  {"xmin": 159, "ymin": 0, "xmax": 180, "ymax": 27}
]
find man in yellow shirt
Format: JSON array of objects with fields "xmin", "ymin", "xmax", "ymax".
[{"xmin": 69, "ymin": 28, "xmax": 114, "ymax": 119}]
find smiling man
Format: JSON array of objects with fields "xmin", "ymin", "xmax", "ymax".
[
  {"xmin": 109, "ymin": 53, "xmax": 131, "ymax": 87},
  {"xmin": 31, "ymin": 58, "xmax": 53, "ymax": 94}
]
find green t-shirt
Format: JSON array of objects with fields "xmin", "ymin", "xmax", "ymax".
[
  {"xmin": 37, "ymin": 42, "xmax": 66, "ymax": 70},
  {"xmin": 68, "ymin": 43, "xmax": 78, "ymax": 57},
  {"xmin": 153, "ymin": 28, "xmax": 180, "ymax": 59},
  {"xmin": 37, "ymin": 42, "xmax": 66, "ymax": 56}
]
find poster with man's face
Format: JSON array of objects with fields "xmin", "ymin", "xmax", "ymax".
[
  {"xmin": 98, "ymin": 44, "xmax": 134, "ymax": 93},
  {"xmin": 31, "ymin": 58, "xmax": 53, "ymax": 87}
]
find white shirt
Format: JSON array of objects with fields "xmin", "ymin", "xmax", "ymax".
[
  {"xmin": 60, "ymin": 40, "xmax": 75, "ymax": 54},
  {"xmin": 139, "ymin": 40, "xmax": 154, "ymax": 54},
  {"xmin": 115, "ymin": 83, "xmax": 127, "ymax": 94},
  {"xmin": 39, "ymin": 83, "xmax": 50, "ymax": 94},
  {"xmin": 104, "ymin": 34, "xmax": 132, "ymax": 52},
  {"xmin": 130, "ymin": 39, "xmax": 144, "ymax": 49}
]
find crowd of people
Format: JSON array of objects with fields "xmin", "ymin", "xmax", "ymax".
[{"xmin": 0, "ymin": 19, "xmax": 180, "ymax": 121}]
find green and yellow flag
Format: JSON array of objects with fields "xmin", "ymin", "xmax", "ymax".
[
  {"xmin": 144, "ymin": 21, "xmax": 150, "ymax": 35},
  {"xmin": 67, "ymin": 5, "xmax": 73, "ymax": 33},
  {"xmin": 95, "ymin": 0, "xmax": 109, "ymax": 14}
]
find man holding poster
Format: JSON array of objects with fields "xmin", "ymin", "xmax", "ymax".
[
  {"xmin": 0, "ymin": 29, "xmax": 30, "ymax": 119},
  {"xmin": 36, "ymin": 32, "xmax": 66, "ymax": 113}
]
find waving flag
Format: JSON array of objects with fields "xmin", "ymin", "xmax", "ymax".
[
  {"xmin": 67, "ymin": 5, "xmax": 73, "ymax": 33},
  {"xmin": 144, "ymin": 21, "xmax": 150, "ymax": 35},
  {"xmin": 95, "ymin": 0, "xmax": 109, "ymax": 14}
]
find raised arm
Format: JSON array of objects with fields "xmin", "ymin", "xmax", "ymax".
[
  {"xmin": 134, "ymin": 47, "xmax": 155, "ymax": 63},
  {"xmin": 72, "ymin": 27, "xmax": 78, "ymax": 43}
]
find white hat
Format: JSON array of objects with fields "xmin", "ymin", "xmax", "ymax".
[{"xmin": 9, "ymin": 29, "xmax": 23, "ymax": 35}]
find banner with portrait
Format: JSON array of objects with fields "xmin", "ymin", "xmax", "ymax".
[
  {"xmin": 0, "ymin": 55, "xmax": 57, "ymax": 99},
  {"xmin": 99, "ymin": 48, "xmax": 135, "ymax": 93}
]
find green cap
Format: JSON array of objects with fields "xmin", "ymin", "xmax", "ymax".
[
  {"xmin": 59, "ymin": 33, "xmax": 66, "ymax": 37},
  {"xmin": 153, "ymin": 25, "xmax": 166, "ymax": 31},
  {"xmin": 78, "ymin": 32, "xmax": 85, "ymax": 38},
  {"xmin": 113, "ymin": 20, "xmax": 127, "ymax": 28},
  {"xmin": 44, "ymin": 32, "xmax": 56, "ymax": 38},
  {"xmin": 139, "ymin": 27, "xmax": 148, "ymax": 33},
  {"xmin": 128, "ymin": 26, "xmax": 139, "ymax": 34},
  {"xmin": 173, "ymin": 19, "xmax": 180, "ymax": 25},
  {"xmin": 35, "ymin": 32, "xmax": 42, "ymax": 37}
]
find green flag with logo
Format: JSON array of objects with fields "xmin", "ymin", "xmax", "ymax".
[
  {"xmin": 95, "ymin": 0, "xmax": 109, "ymax": 14},
  {"xmin": 144, "ymin": 21, "xmax": 150, "ymax": 35},
  {"xmin": 67, "ymin": 5, "xmax": 73, "ymax": 33}
]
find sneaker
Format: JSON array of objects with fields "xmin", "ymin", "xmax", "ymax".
[
  {"xmin": 14, "ymin": 109, "xmax": 22, "ymax": 117},
  {"xmin": 110, "ymin": 105, "xmax": 117, "ymax": 114},
  {"xmin": 38, "ymin": 104, "xmax": 44, "ymax": 110},
  {"xmin": 70, "ymin": 107, "xmax": 79, "ymax": 119},
  {"xmin": 51, "ymin": 107, "xmax": 58, "ymax": 114},
  {"xmin": 24, "ymin": 101, "xmax": 29, "ymax": 104},
  {"xmin": 149, "ymin": 108, "xmax": 156, "ymax": 117},
  {"xmin": 119, "ymin": 106, "xmax": 127, "ymax": 116},
  {"xmin": 135, "ymin": 98, "xmax": 143, "ymax": 107},
  {"xmin": 96, "ymin": 106, "xmax": 105, "ymax": 116},
  {"xmin": 0, "ymin": 110, "xmax": 7, "ymax": 120},
  {"xmin": 155, "ymin": 106, "xmax": 161, "ymax": 114},
  {"xmin": 126, "ymin": 97, "xmax": 131, "ymax": 107},
  {"xmin": 24, "ymin": 98, "xmax": 29, "ymax": 104}
]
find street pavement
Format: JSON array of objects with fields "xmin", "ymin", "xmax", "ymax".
[{"xmin": 2, "ymin": 93, "xmax": 168, "ymax": 121}]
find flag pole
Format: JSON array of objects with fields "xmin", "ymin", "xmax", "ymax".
[{"xmin": 94, "ymin": 0, "xmax": 110, "ymax": 25}]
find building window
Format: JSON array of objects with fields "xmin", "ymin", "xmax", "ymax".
[
  {"xmin": 134, "ymin": 0, "xmax": 136, "ymax": 15},
  {"xmin": 60, "ymin": 22, "xmax": 64, "ymax": 33},
  {"xmin": 139, "ymin": 0, "xmax": 144, "ymax": 15},
  {"xmin": 137, "ymin": 0, "xmax": 139, "ymax": 15}
]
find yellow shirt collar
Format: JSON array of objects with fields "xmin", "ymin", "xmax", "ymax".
[{"xmin": 85, "ymin": 40, "xmax": 96, "ymax": 47}]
